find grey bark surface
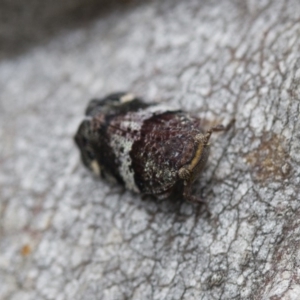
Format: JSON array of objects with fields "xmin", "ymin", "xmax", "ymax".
[{"xmin": 1, "ymin": 0, "xmax": 300, "ymax": 299}]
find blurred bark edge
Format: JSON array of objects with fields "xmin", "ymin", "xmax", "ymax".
[{"xmin": 0, "ymin": 0, "xmax": 140, "ymax": 58}]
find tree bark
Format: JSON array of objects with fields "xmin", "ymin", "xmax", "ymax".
[{"xmin": 1, "ymin": 0, "xmax": 300, "ymax": 299}]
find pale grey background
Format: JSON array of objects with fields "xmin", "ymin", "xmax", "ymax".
[{"xmin": 1, "ymin": 0, "xmax": 300, "ymax": 299}]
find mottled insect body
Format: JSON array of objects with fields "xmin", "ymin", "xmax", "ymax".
[{"xmin": 75, "ymin": 93, "xmax": 228, "ymax": 203}]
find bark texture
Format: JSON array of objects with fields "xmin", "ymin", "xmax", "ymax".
[{"xmin": 1, "ymin": 0, "xmax": 300, "ymax": 299}]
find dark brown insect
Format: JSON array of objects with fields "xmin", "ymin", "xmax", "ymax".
[{"xmin": 74, "ymin": 93, "xmax": 232, "ymax": 203}]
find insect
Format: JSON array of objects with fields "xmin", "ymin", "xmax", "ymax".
[{"xmin": 74, "ymin": 92, "xmax": 231, "ymax": 203}]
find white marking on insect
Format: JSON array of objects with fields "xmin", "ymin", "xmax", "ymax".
[
  {"xmin": 90, "ymin": 160, "xmax": 101, "ymax": 176},
  {"xmin": 120, "ymin": 93, "xmax": 135, "ymax": 103},
  {"xmin": 110, "ymin": 134, "xmax": 140, "ymax": 193}
]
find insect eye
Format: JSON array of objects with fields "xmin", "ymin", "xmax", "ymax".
[
  {"xmin": 86, "ymin": 148, "xmax": 95, "ymax": 160},
  {"xmin": 81, "ymin": 136, "xmax": 88, "ymax": 146}
]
